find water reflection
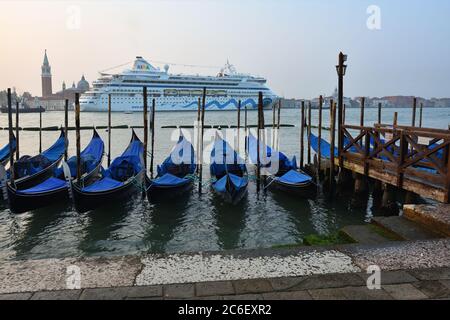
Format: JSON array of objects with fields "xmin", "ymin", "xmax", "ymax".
[
  {"xmin": 78, "ymin": 196, "xmax": 136, "ymax": 255},
  {"xmin": 212, "ymin": 195, "xmax": 247, "ymax": 250},
  {"xmin": 12, "ymin": 202, "xmax": 70, "ymax": 258},
  {"xmin": 142, "ymin": 192, "xmax": 190, "ymax": 253}
]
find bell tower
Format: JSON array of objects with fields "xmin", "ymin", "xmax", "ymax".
[{"xmin": 41, "ymin": 49, "xmax": 52, "ymax": 97}]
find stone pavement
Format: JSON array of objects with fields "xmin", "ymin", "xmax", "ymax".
[
  {"xmin": 1, "ymin": 267, "xmax": 449, "ymax": 300},
  {"xmin": 0, "ymin": 239, "xmax": 449, "ymax": 300}
]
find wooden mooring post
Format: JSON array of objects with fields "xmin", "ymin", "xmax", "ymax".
[
  {"xmin": 412, "ymin": 97, "xmax": 417, "ymax": 127},
  {"xmin": 15, "ymin": 101, "xmax": 19, "ymax": 161},
  {"xmin": 143, "ymin": 87, "xmax": 148, "ymax": 170},
  {"xmin": 300, "ymin": 101, "xmax": 305, "ymax": 169},
  {"xmin": 317, "ymin": 95, "xmax": 323, "ymax": 179},
  {"xmin": 272, "ymin": 101, "xmax": 276, "ymax": 148},
  {"xmin": 378, "ymin": 103, "xmax": 382, "ymax": 124},
  {"xmin": 342, "ymin": 104, "xmax": 346, "ymax": 125},
  {"xmin": 75, "ymin": 93, "xmax": 81, "ymax": 181},
  {"xmin": 244, "ymin": 105, "xmax": 248, "ymax": 161},
  {"xmin": 196, "ymin": 98, "xmax": 201, "ymax": 174},
  {"xmin": 419, "ymin": 103, "xmax": 423, "ymax": 128},
  {"xmin": 64, "ymin": 99, "xmax": 68, "ymax": 161},
  {"xmin": 360, "ymin": 97, "xmax": 365, "ymax": 147},
  {"xmin": 198, "ymin": 87, "xmax": 206, "ymax": 194},
  {"xmin": 307, "ymin": 101, "xmax": 311, "ymax": 165},
  {"xmin": 7, "ymin": 89, "xmax": 14, "ymax": 184},
  {"xmin": 107, "ymin": 94, "xmax": 112, "ymax": 167},
  {"xmin": 329, "ymin": 101, "xmax": 336, "ymax": 190},
  {"xmin": 237, "ymin": 100, "xmax": 241, "ymax": 154},
  {"xmin": 256, "ymin": 92, "xmax": 263, "ymax": 192},
  {"xmin": 150, "ymin": 99, "xmax": 156, "ymax": 179},
  {"xmin": 276, "ymin": 99, "xmax": 281, "ymax": 151},
  {"xmin": 39, "ymin": 103, "xmax": 43, "ymax": 154}
]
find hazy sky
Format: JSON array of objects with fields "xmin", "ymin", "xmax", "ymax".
[{"xmin": 1, "ymin": 0, "xmax": 450, "ymax": 99}]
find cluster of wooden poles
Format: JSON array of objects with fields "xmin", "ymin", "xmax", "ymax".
[{"xmin": 4, "ymin": 85, "xmax": 428, "ymax": 211}]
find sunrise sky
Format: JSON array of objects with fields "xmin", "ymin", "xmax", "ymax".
[{"xmin": 1, "ymin": 0, "xmax": 449, "ymax": 98}]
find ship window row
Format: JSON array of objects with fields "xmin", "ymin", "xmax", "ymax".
[{"xmin": 122, "ymin": 80, "xmax": 240, "ymax": 86}]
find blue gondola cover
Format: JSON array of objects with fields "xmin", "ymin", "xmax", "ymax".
[
  {"xmin": 81, "ymin": 131, "xmax": 143, "ymax": 192},
  {"xmin": 0, "ymin": 137, "xmax": 16, "ymax": 163},
  {"xmin": 278, "ymin": 170, "xmax": 312, "ymax": 184},
  {"xmin": 16, "ymin": 177, "xmax": 67, "ymax": 194},
  {"xmin": 157, "ymin": 134, "xmax": 196, "ymax": 177},
  {"xmin": 213, "ymin": 173, "xmax": 247, "ymax": 193},
  {"xmin": 82, "ymin": 177, "xmax": 124, "ymax": 192},
  {"xmin": 152, "ymin": 173, "xmax": 190, "ymax": 187},
  {"xmin": 247, "ymin": 133, "xmax": 297, "ymax": 173}
]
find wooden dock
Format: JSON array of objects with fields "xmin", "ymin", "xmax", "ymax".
[{"xmin": 335, "ymin": 123, "xmax": 450, "ymax": 203}]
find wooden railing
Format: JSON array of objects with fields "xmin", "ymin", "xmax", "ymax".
[{"xmin": 338, "ymin": 124, "xmax": 450, "ymax": 203}]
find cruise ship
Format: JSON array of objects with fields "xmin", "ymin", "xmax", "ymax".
[{"xmin": 80, "ymin": 57, "xmax": 278, "ymax": 112}]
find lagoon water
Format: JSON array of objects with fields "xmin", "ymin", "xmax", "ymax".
[{"xmin": 0, "ymin": 107, "xmax": 449, "ymax": 261}]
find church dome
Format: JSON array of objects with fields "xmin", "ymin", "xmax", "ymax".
[{"xmin": 77, "ymin": 75, "xmax": 89, "ymax": 91}]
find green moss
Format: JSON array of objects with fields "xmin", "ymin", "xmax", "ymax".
[
  {"xmin": 271, "ymin": 243, "xmax": 304, "ymax": 249},
  {"xmin": 303, "ymin": 232, "xmax": 353, "ymax": 246},
  {"xmin": 271, "ymin": 232, "xmax": 354, "ymax": 249},
  {"xmin": 367, "ymin": 224, "xmax": 401, "ymax": 241}
]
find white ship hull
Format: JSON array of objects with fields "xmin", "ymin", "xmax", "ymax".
[
  {"xmin": 80, "ymin": 96, "xmax": 277, "ymax": 112},
  {"xmin": 80, "ymin": 56, "xmax": 278, "ymax": 112}
]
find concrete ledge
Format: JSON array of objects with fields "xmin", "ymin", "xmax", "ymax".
[{"xmin": 403, "ymin": 204, "xmax": 450, "ymax": 237}]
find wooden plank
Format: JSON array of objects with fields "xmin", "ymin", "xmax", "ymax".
[{"xmin": 340, "ymin": 159, "xmax": 447, "ymax": 202}]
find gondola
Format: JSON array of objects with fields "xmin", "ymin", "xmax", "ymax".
[
  {"xmin": 71, "ymin": 130, "xmax": 145, "ymax": 213},
  {"xmin": 210, "ymin": 133, "xmax": 248, "ymax": 205},
  {"xmin": 0, "ymin": 134, "xmax": 17, "ymax": 166},
  {"xmin": 6, "ymin": 130, "xmax": 104, "ymax": 214},
  {"xmin": 247, "ymin": 133, "xmax": 316, "ymax": 198},
  {"xmin": 146, "ymin": 132, "xmax": 196, "ymax": 202},
  {"xmin": 12, "ymin": 129, "xmax": 67, "ymax": 190}
]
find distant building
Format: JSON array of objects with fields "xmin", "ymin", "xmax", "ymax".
[{"xmin": 33, "ymin": 50, "xmax": 90, "ymax": 110}]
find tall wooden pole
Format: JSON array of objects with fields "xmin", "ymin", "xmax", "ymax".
[
  {"xmin": 39, "ymin": 103, "xmax": 42, "ymax": 154},
  {"xmin": 300, "ymin": 101, "xmax": 305, "ymax": 169},
  {"xmin": 317, "ymin": 95, "xmax": 323, "ymax": 179},
  {"xmin": 360, "ymin": 97, "xmax": 365, "ymax": 126},
  {"xmin": 75, "ymin": 93, "xmax": 81, "ymax": 181},
  {"xmin": 237, "ymin": 100, "xmax": 241, "ymax": 154},
  {"xmin": 272, "ymin": 102, "xmax": 276, "ymax": 147},
  {"xmin": 7, "ymin": 89, "xmax": 14, "ymax": 183},
  {"xmin": 343, "ymin": 104, "xmax": 346, "ymax": 125},
  {"xmin": 64, "ymin": 99, "xmax": 68, "ymax": 161},
  {"xmin": 307, "ymin": 101, "xmax": 312, "ymax": 164},
  {"xmin": 378, "ymin": 103, "xmax": 382, "ymax": 124},
  {"xmin": 394, "ymin": 112, "xmax": 398, "ymax": 127},
  {"xmin": 15, "ymin": 101, "xmax": 19, "ymax": 161},
  {"xmin": 143, "ymin": 87, "xmax": 148, "ymax": 170},
  {"xmin": 419, "ymin": 103, "xmax": 423, "ymax": 128},
  {"xmin": 256, "ymin": 92, "xmax": 262, "ymax": 192},
  {"xmin": 244, "ymin": 105, "xmax": 248, "ymax": 161},
  {"xmin": 198, "ymin": 87, "xmax": 206, "ymax": 194},
  {"xmin": 412, "ymin": 97, "xmax": 417, "ymax": 127},
  {"xmin": 196, "ymin": 97, "xmax": 201, "ymax": 173},
  {"xmin": 150, "ymin": 99, "xmax": 156, "ymax": 178},
  {"xmin": 360, "ymin": 97, "xmax": 365, "ymax": 147},
  {"xmin": 276, "ymin": 99, "xmax": 281, "ymax": 150},
  {"xmin": 107, "ymin": 93, "xmax": 112, "ymax": 167},
  {"xmin": 329, "ymin": 102, "xmax": 337, "ymax": 189}
]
